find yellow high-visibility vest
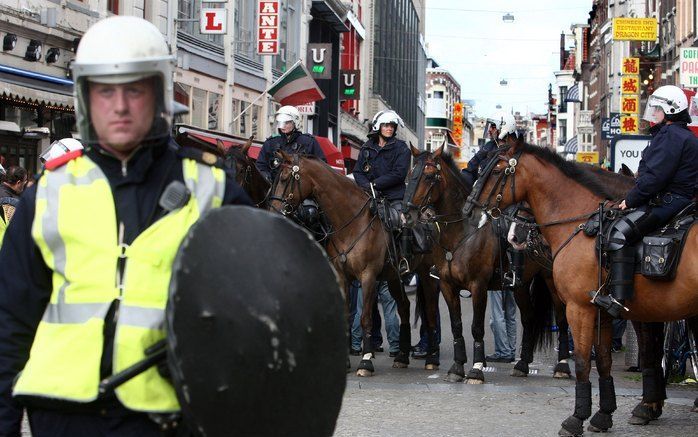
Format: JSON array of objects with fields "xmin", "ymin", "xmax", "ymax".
[{"xmin": 14, "ymin": 154, "xmax": 225, "ymax": 412}]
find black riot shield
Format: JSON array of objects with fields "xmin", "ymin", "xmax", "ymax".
[{"xmin": 167, "ymin": 206, "xmax": 347, "ymax": 437}]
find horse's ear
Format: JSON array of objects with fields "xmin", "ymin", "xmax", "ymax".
[
  {"xmin": 241, "ymin": 136, "xmax": 253, "ymax": 156},
  {"xmin": 620, "ymin": 163, "xmax": 635, "ymax": 177},
  {"xmin": 216, "ymin": 139, "xmax": 226, "ymax": 156},
  {"xmin": 433, "ymin": 141, "xmax": 445, "ymax": 158},
  {"xmin": 409, "ymin": 142, "xmax": 421, "ymax": 157},
  {"xmin": 277, "ymin": 149, "xmax": 292, "ymax": 162}
]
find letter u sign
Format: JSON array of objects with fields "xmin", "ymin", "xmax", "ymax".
[
  {"xmin": 343, "ymin": 73, "xmax": 356, "ymax": 87},
  {"xmin": 311, "ymin": 48, "xmax": 326, "ymax": 63}
]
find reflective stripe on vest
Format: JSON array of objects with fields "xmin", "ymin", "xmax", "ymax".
[{"xmin": 14, "ymin": 155, "xmax": 225, "ymax": 412}]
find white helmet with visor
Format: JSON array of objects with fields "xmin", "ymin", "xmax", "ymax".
[{"xmin": 642, "ymin": 85, "xmax": 688, "ymax": 124}]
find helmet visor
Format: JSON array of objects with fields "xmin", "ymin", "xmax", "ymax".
[
  {"xmin": 642, "ymin": 101, "xmax": 664, "ymax": 124},
  {"xmin": 77, "ymin": 75, "xmax": 171, "ymax": 149}
]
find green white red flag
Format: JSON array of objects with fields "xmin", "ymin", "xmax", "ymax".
[{"xmin": 267, "ymin": 60, "xmax": 325, "ymax": 106}]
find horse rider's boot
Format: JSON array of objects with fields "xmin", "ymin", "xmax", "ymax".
[
  {"xmin": 592, "ymin": 245, "xmax": 634, "ymax": 318},
  {"xmin": 503, "ymin": 247, "xmax": 525, "ymax": 291}
]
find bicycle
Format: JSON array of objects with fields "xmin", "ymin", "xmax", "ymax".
[{"xmin": 662, "ymin": 319, "xmax": 698, "ymax": 382}]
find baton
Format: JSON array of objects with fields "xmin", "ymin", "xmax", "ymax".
[
  {"xmin": 98, "ymin": 339, "xmax": 167, "ymax": 394},
  {"xmin": 369, "ymin": 182, "xmax": 377, "ymax": 199}
]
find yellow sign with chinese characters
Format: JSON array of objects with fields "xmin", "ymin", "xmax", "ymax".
[
  {"xmin": 622, "ymin": 57, "xmax": 640, "ymax": 75},
  {"xmin": 621, "ymin": 75, "xmax": 640, "ymax": 95},
  {"xmin": 576, "ymin": 152, "xmax": 599, "ymax": 165},
  {"xmin": 613, "ymin": 18, "xmax": 658, "ymax": 41},
  {"xmin": 620, "ymin": 115, "xmax": 639, "ymax": 134},
  {"xmin": 621, "ymin": 95, "xmax": 640, "ymax": 114}
]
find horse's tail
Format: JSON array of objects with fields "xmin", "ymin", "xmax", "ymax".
[{"xmin": 529, "ymin": 273, "xmax": 555, "ymax": 351}]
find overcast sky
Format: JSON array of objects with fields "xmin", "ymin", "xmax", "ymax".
[{"xmin": 424, "ymin": 0, "xmax": 593, "ymax": 118}]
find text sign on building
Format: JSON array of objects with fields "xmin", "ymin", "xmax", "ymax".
[
  {"xmin": 621, "ymin": 95, "xmax": 640, "ymax": 114},
  {"xmin": 307, "ymin": 43, "xmax": 332, "ymax": 80},
  {"xmin": 620, "ymin": 115, "xmax": 639, "ymax": 134},
  {"xmin": 576, "ymin": 152, "xmax": 599, "ymax": 165},
  {"xmin": 452, "ymin": 102, "xmax": 464, "ymax": 147},
  {"xmin": 601, "ymin": 113, "xmax": 621, "ymax": 140},
  {"xmin": 200, "ymin": 8, "xmax": 226, "ymax": 34},
  {"xmin": 612, "ymin": 18, "xmax": 658, "ymax": 41},
  {"xmin": 296, "ymin": 103, "xmax": 316, "ymax": 115},
  {"xmin": 621, "ymin": 75, "xmax": 640, "ymax": 95},
  {"xmin": 340, "ymin": 70, "xmax": 361, "ymax": 100},
  {"xmin": 612, "ymin": 137, "xmax": 651, "ymax": 173},
  {"xmin": 257, "ymin": 1, "xmax": 279, "ymax": 55},
  {"xmin": 622, "ymin": 57, "xmax": 640, "ymax": 75},
  {"xmin": 680, "ymin": 48, "xmax": 698, "ymax": 87}
]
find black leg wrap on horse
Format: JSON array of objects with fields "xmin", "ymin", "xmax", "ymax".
[
  {"xmin": 473, "ymin": 341, "xmax": 486, "ymax": 365},
  {"xmin": 554, "ymin": 361, "xmax": 571, "ymax": 376},
  {"xmin": 399, "ymin": 323, "xmax": 411, "ymax": 352},
  {"xmin": 361, "ymin": 333, "xmax": 374, "ymax": 355},
  {"xmin": 642, "ymin": 368, "xmax": 666, "ymax": 403},
  {"xmin": 453, "ymin": 337, "xmax": 467, "ymax": 364},
  {"xmin": 598, "ymin": 377, "xmax": 617, "ymax": 413},
  {"xmin": 589, "ymin": 411, "xmax": 613, "ymax": 432},
  {"xmin": 513, "ymin": 359, "xmax": 529, "ymax": 375},
  {"xmin": 573, "ymin": 381, "xmax": 592, "ymax": 420},
  {"xmin": 357, "ymin": 359, "xmax": 374, "ymax": 373},
  {"xmin": 425, "ymin": 330, "xmax": 440, "ymax": 366}
]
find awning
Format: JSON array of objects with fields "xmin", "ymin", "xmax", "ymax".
[
  {"xmin": 563, "ymin": 136, "xmax": 578, "ymax": 153},
  {"xmin": 0, "ymin": 79, "xmax": 74, "ymax": 109},
  {"xmin": 340, "ymin": 132, "xmax": 364, "ymax": 161}
]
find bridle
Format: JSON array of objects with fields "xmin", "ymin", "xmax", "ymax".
[
  {"xmin": 463, "ymin": 146, "xmax": 521, "ymax": 221},
  {"xmin": 403, "ymin": 153, "xmax": 442, "ymax": 216},
  {"xmin": 268, "ymin": 154, "xmax": 303, "ymax": 216}
]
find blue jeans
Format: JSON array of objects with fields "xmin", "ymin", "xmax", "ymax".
[
  {"xmin": 488, "ymin": 289, "xmax": 517, "ymax": 358},
  {"xmin": 352, "ymin": 281, "xmax": 400, "ymax": 352}
]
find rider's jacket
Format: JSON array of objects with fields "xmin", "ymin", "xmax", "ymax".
[
  {"xmin": 353, "ymin": 136, "xmax": 411, "ymax": 201},
  {"xmin": 256, "ymin": 131, "xmax": 326, "ymax": 182},
  {"xmin": 461, "ymin": 139, "xmax": 498, "ymax": 189},
  {"xmin": 0, "ymin": 139, "xmax": 250, "ymax": 435},
  {"xmin": 625, "ymin": 122, "xmax": 698, "ymax": 209}
]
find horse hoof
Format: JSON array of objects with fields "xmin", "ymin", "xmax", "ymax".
[
  {"xmin": 588, "ymin": 411, "xmax": 612, "ymax": 432},
  {"xmin": 627, "ymin": 415, "xmax": 650, "ymax": 426},
  {"xmin": 554, "ymin": 371, "xmax": 572, "ymax": 379},
  {"xmin": 586, "ymin": 424, "xmax": 607, "ymax": 433},
  {"xmin": 445, "ymin": 373, "xmax": 464, "ymax": 383},
  {"xmin": 559, "ymin": 416, "xmax": 583, "ymax": 436},
  {"xmin": 692, "ymin": 406, "xmax": 698, "ymax": 413},
  {"xmin": 510, "ymin": 368, "xmax": 528, "ymax": 377},
  {"xmin": 356, "ymin": 369, "xmax": 373, "ymax": 377},
  {"xmin": 425, "ymin": 363, "xmax": 439, "ymax": 370},
  {"xmin": 393, "ymin": 361, "xmax": 408, "ymax": 369},
  {"xmin": 466, "ymin": 378, "xmax": 484, "ymax": 385}
]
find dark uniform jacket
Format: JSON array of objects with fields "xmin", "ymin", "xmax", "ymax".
[
  {"xmin": 461, "ymin": 139, "xmax": 498, "ymax": 189},
  {"xmin": 353, "ymin": 136, "xmax": 411, "ymax": 201},
  {"xmin": 625, "ymin": 122, "xmax": 698, "ymax": 210},
  {"xmin": 0, "ymin": 139, "xmax": 250, "ymax": 435},
  {"xmin": 255, "ymin": 131, "xmax": 326, "ymax": 182}
]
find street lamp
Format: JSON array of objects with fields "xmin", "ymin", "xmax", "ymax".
[
  {"xmin": 502, "ymin": 13, "xmax": 515, "ymax": 23},
  {"xmin": 500, "ymin": 79, "xmax": 508, "ymax": 86}
]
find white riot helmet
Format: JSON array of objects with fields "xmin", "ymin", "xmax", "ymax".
[
  {"xmin": 642, "ymin": 85, "xmax": 689, "ymax": 124},
  {"xmin": 486, "ymin": 111, "xmax": 518, "ymax": 140},
  {"xmin": 71, "ymin": 16, "xmax": 175, "ymax": 146},
  {"xmin": 275, "ymin": 106, "xmax": 302, "ymax": 131},
  {"xmin": 370, "ymin": 110, "xmax": 404, "ymax": 137},
  {"xmin": 40, "ymin": 138, "xmax": 84, "ymax": 163}
]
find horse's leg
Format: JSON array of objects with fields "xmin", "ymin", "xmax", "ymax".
[
  {"xmin": 552, "ymin": 289, "xmax": 572, "ymax": 378},
  {"xmin": 629, "ymin": 321, "xmax": 666, "ymax": 425},
  {"xmin": 688, "ymin": 317, "xmax": 698, "ymax": 413},
  {"xmin": 340, "ymin": 274, "xmax": 352, "ymax": 372},
  {"xmin": 440, "ymin": 280, "xmax": 467, "ymax": 382},
  {"xmin": 416, "ymin": 265, "xmax": 440, "ymax": 370},
  {"xmin": 356, "ymin": 275, "xmax": 378, "ymax": 377},
  {"xmin": 386, "ymin": 274, "xmax": 411, "ymax": 369},
  {"xmin": 559, "ymin": 304, "xmax": 596, "ymax": 437},
  {"xmin": 465, "ymin": 282, "xmax": 488, "ymax": 384},
  {"xmin": 587, "ymin": 314, "xmax": 617, "ymax": 433},
  {"xmin": 511, "ymin": 282, "xmax": 533, "ymax": 377}
]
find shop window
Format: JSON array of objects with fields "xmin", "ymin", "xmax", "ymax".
[
  {"xmin": 191, "ymin": 88, "xmax": 207, "ymax": 128},
  {"xmin": 208, "ymin": 92, "xmax": 222, "ymax": 130},
  {"xmin": 239, "ymin": 101, "xmax": 248, "ymax": 135}
]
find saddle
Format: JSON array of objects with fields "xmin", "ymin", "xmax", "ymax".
[{"xmin": 588, "ymin": 202, "xmax": 697, "ymax": 280}]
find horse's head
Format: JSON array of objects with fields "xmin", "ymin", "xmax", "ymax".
[
  {"xmin": 268, "ymin": 150, "xmax": 315, "ymax": 216},
  {"xmin": 224, "ymin": 136, "xmax": 255, "ymax": 187},
  {"xmin": 464, "ymin": 142, "xmax": 529, "ymax": 222},
  {"xmin": 403, "ymin": 143, "xmax": 446, "ymax": 222}
]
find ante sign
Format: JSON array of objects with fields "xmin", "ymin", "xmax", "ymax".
[{"xmin": 257, "ymin": 1, "xmax": 279, "ymax": 55}]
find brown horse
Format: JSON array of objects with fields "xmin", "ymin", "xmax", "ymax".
[
  {"xmin": 469, "ymin": 142, "xmax": 698, "ymax": 436},
  {"xmin": 268, "ymin": 151, "xmax": 440, "ymax": 376},
  {"xmin": 403, "ymin": 144, "xmax": 570, "ymax": 384}
]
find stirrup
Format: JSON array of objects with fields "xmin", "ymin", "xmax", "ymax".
[
  {"xmin": 429, "ymin": 265, "xmax": 440, "ymax": 280},
  {"xmin": 398, "ymin": 257, "xmax": 410, "ymax": 275},
  {"xmin": 502, "ymin": 271, "xmax": 521, "ymax": 290},
  {"xmin": 589, "ymin": 291, "xmax": 628, "ymax": 319}
]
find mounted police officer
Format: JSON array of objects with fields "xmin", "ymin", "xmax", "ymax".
[
  {"xmin": 255, "ymin": 105, "xmax": 326, "ymax": 182},
  {"xmin": 461, "ymin": 111, "xmax": 509, "ymax": 189},
  {"xmin": 0, "ymin": 16, "xmax": 250, "ymax": 437},
  {"xmin": 593, "ymin": 85, "xmax": 698, "ymax": 318},
  {"xmin": 353, "ymin": 109, "xmax": 411, "ymax": 270},
  {"xmin": 256, "ymin": 106, "xmax": 326, "ymax": 234}
]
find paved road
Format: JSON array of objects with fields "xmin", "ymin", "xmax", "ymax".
[{"xmin": 334, "ymin": 292, "xmax": 698, "ymax": 436}]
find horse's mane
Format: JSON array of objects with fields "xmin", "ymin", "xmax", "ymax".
[
  {"xmin": 519, "ymin": 143, "xmax": 629, "ymax": 200},
  {"xmin": 301, "ymin": 155, "xmax": 368, "ymax": 195},
  {"xmin": 438, "ymin": 152, "xmax": 473, "ymax": 196}
]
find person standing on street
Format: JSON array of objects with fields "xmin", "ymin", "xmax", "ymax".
[
  {"xmin": 0, "ymin": 166, "xmax": 27, "ymax": 246},
  {"xmin": 0, "ymin": 16, "xmax": 249, "ymax": 437}
]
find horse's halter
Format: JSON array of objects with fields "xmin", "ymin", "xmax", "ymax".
[
  {"xmin": 463, "ymin": 146, "xmax": 523, "ymax": 221},
  {"xmin": 403, "ymin": 153, "xmax": 442, "ymax": 215},
  {"xmin": 268, "ymin": 154, "xmax": 304, "ymax": 216}
]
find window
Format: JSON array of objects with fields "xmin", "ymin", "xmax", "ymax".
[
  {"xmin": 178, "ymin": 0, "xmax": 223, "ymax": 46},
  {"xmin": 234, "ymin": 1, "xmax": 261, "ymax": 62},
  {"xmin": 559, "ymin": 86, "xmax": 568, "ymax": 113},
  {"xmin": 191, "ymin": 88, "xmax": 207, "ymax": 128},
  {"xmin": 433, "ymin": 91, "xmax": 444, "ymax": 99},
  {"xmin": 239, "ymin": 101, "xmax": 248, "ymax": 135},
  {"xmin": 208, "ymin": 93, "xmax": 222, "ymax": 130}
]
